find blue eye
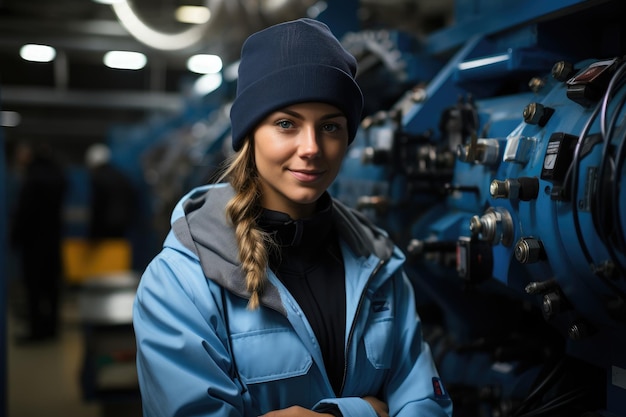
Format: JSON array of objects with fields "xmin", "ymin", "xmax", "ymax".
[
  {"xmin": 322, "ymin": 123, "xmax": 340, "ymax": 132},
  {"xmin": 276, "ymin": 120, "xmax": 294, "ymax": 129}
]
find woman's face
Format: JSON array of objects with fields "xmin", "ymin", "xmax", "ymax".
[{"xmin": 252, "ymin": 102, "xmax": 349, "ymax": 219}]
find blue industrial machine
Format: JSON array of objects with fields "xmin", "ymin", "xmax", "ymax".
[
  {"xmin": 105, "ymin": 0, "xmax": 626, "ymax": 415},
  {"xmin": 331, "ymin": 0, "xmax": 626, "ymax": 416}
]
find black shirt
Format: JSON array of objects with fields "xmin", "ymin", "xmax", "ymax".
[{"xmin": 258, "ymin": 195, "xmax": 347, "ymax": 396}]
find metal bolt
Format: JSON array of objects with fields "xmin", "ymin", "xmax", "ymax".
[
  {"xmin": 514, "ymin": 237, "xmax": 543, "ymax": 264},
  {"xmin": 523, "ymin": 102, "xmax": 545, "ymax": 125},
  {"xmin": 542, "ymin": 292, "xmax": 561, "ymax": 319},
  {"xmin": 552, "ymin": 60, "xmax": 575, "ymax": 82},
  {"xmin": 490, "ymin": 180, "xmax": 508, "ymax": 198},
  {"xmin": 469, "ymin": 215, "xmax": 482, "ymax": 235},
  {"xmin": 528, "ymin": 77, "xmax": 545, "ymax": 93}
]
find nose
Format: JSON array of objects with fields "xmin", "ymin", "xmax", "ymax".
[{"xmin": 297, "ymin": 125, "xmax": 321, "ymax": 158}]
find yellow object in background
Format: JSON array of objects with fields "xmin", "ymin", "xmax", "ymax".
[{"xmin": 63, "ymin": 238, "xmax": 132, "ymax": 284}]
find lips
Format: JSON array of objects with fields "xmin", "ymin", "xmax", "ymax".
[{"xmin": 289, "ymin": 169, "xmax": 324, "ymax": 182}]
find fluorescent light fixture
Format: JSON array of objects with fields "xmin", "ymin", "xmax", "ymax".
[
  {"xmin": 20, "ymin": 44, "xmax": 56, "ymax": 63},
  {"xmin": 103, "ymin": 50, "xmax": 147, "ymax": 70},
  {"xmin": 187, "ymin": 54, "xmax": 222, "ymax": 74},
  {"xmin": 92, "ymin": 0, "xmax": 125, "ymax": 4},
  {"xmin": 176, "ymin": 6, "xmax": 211, "ymax": 24},
  {"xmin": 0, "ymin": 111, "xmax": 21, "ymax": 127},
  {"xmin": 458, "ymin": 53, "xmax": 509, "ymax": 71},
  {"xmin": 112, "ymin": 1, "xmax": 208, "ymax": 51},
  {"xmin": 193, "ymin": 73, "xmax": 223, "ymax": 96}
]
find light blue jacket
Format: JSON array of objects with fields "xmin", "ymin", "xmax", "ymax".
[{"xmin": 133, "ymin": 183, "xmax": 453, "ymax": 417}]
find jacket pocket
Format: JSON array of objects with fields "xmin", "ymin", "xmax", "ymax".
[
  {"xmin": 231, "ymin": 328, "xmax": 313, "ymax": 384},
  {"xmin": 363, "ymin": 317, "xmax": 393, "ymax": 369}
]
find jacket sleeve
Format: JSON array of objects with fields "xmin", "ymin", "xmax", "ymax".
[{"xmin": 133, "ymin": 248, "xmax": 249, "ymax": 417}]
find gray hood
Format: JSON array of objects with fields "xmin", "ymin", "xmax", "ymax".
[{"xmin": 169, "ymin": 184, "xmax": 395, "ymax": 314}]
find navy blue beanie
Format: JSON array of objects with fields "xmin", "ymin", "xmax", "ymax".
[{"xmin": 229, "ymin": 18, "xmax": 363, "ymax": 152}]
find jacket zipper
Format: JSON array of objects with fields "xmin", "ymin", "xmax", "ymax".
[{"xmin": 339, "ymin": 258, "xmax": 386, "ymax": 396}]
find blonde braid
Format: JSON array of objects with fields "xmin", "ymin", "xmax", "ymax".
[{"xmin": 221, "ymin": 140, "xmax": 273, "ymax": 310}]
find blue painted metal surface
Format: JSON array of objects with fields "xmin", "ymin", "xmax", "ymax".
[
  {"xmin": 332, "ymin": 0, "xmax": 626, "ymax": 415},
  {"xmin": 428, "ymin": 0, "xmax": 604, "ymax": 55}
]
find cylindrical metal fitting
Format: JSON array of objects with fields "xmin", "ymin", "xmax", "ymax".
[
  {"xmin": 469, "ymin": 215, "xmax": 482, "ymax": 234},
  {"xmin": 490, "ymin": 180, "xmax": 506, "ymax": 198},
  {"xmin": 515, "ymin": 237, "xmax": 544, "ymax": 264},
  {"xmin": 528, "ymin": 77, "xmax": 545, "ymax": 93},
  {"xmin": 542, "ymin": 292, "xmax": 561, "ymax": 319},
  {"xmin": 490, "ymin": 179, "xmax": 519, "ymax": 199},
  {"xmin": 525, "ymin": 279, "xmax": 557, "ymax": 294},
  {"xmin": 469, "ymin": 207, "xmax": 514, "ymax": 246}
]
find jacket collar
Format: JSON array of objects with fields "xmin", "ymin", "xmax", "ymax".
[{"xmin": 173, "ymin": 184, "xmax": 395, "ymax": 315}]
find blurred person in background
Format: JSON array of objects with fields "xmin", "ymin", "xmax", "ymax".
[
  {"xmin": 10, "ymin": 142, "xmax": 67, "ymax": 343},
  {"xmin": 85, "ymin": 143, "xmax": 136, "ymax": 240}
]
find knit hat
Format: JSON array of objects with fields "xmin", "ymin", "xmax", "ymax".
[{"xmin": 229, "ymin": 18, "xmax": 363, "ymax": 151}]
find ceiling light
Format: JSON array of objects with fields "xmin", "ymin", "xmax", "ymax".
[
  {"xmin": 103, "ymin": 51, "xmax": 147, "ymax": 70},
  {"xmin": 187, "ymin": 54, "xmax": 222, "ymax": 74},
  {"xmin": 175, "ymin": 6, "xmax": 211, "ymax": 24},
  {"xmin": 193, "ymin": 73, "xmax": 223, "ymax": 96},
  {"xmin": 20, "ymin": 44, "xmax": 56, "ymax": 63},
  {"xmin": 112, "ymin": 1, "xmax": 209, "ymax": 51},
  {"xmin": 0, "ymin": 111, "xmax": 21, "ymax": 127},
  {"xmin": 92, "ymin": 0, "xmax": 125, "ymax": 4}
]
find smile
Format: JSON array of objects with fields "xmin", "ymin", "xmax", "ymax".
[{"xmin": 289, "ymin": 169, "xmax": 324, "ymax": 182}]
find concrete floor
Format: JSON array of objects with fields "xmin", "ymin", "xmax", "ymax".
[{"xmin": 7, "ymin": 285, "xmax": 142, "ymax": 417}]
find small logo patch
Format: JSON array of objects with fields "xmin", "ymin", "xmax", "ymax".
[{"xmin": 432, "ymin": 377, "xmax": 449, "ymax": 400}]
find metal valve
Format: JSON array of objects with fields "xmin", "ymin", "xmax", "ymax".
[
  {"xmin": 469, "ymin": 207, "xmax": 514, "ymax": 247},
  {"xmin": 457, "ymin": 135, "xmax": 500, "ymax": 166}
]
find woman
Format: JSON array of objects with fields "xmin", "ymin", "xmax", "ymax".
[{"xmin": 133, "ymin": 18, "xmax": 453, "ymax": 417}]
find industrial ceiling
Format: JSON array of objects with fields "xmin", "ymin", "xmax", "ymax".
[{"xmin": 0, "ymin": 0, "xmax": 453, "ymax": 164}]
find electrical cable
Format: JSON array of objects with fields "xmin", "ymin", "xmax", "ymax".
[
  {"xmin": 611, "ymin": 122, "xmax": 626, "ymax": 252},
  {"xmin": 594, "ymin": 71, "xmax": 622, "ymax": 236},
  {"xmin": 605, "ymin": 90, "xmax": 626, "ymax": 255},
  {"xmin": 512, "ymin": 358, "xmax": 566, "ymax": 416},
  {"xmin": 569, "ymin": 100, "xmax": 602, "ymax": 266},
  {"xmin": 599, "ymin": 60, "xmax": 626, "ymax": 142},
  {"xmin": 515, "ymin": 387, "xmax": 588, "ymax": 417},
  {"xmin": 593, "ymin": 62, "xmax": 626, "ymax": 278},
  {"xmin": 595, "ymin": 97, "xmax": 626, "ymax": 268}
]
